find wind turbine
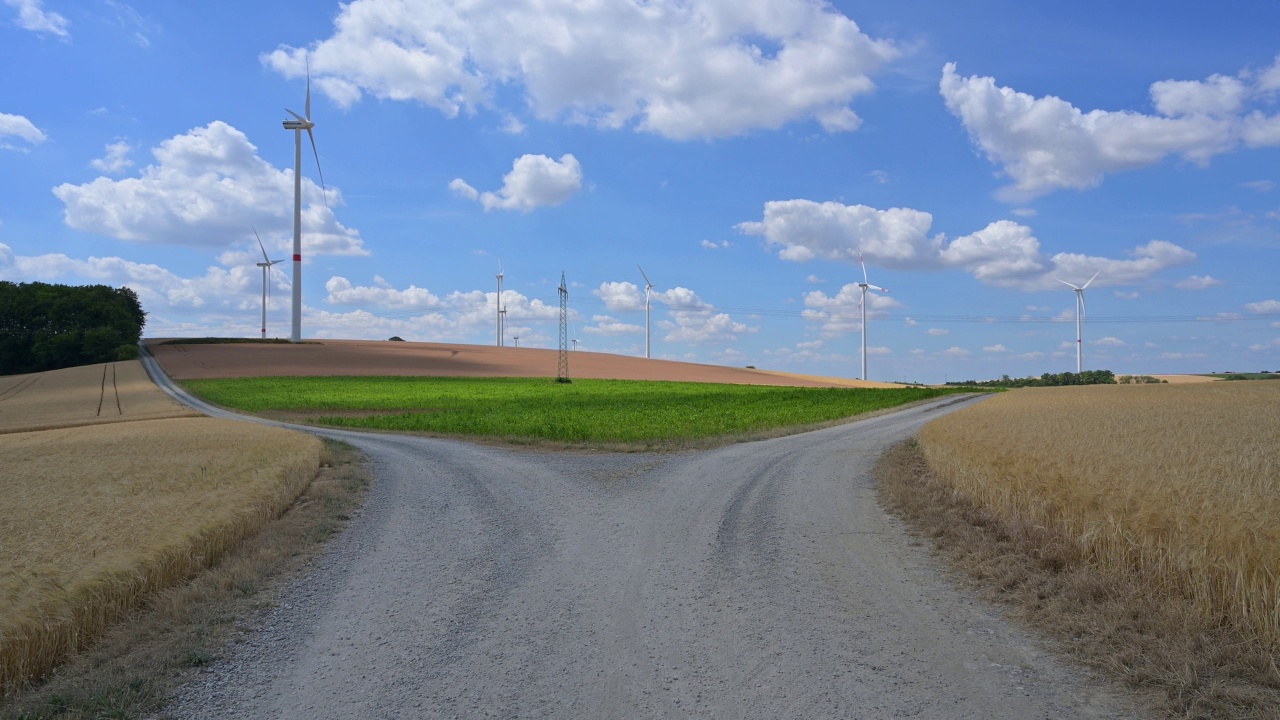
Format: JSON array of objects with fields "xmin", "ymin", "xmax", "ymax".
[
  {"xmin": 638, "ymin": 265, "xmax": 655, "ymax": 359},
  {"xmin": 571, "ymin": 326, "xmax": 579, "ymax": 351},
  {"xmin": 496, "ymin": 261, "xmax": 504, "ymax": 347},
  {"xmin": 856, "ymin": 252, "xmax": 889, "ymax": 381},
  {"xmin": 282, "ymin": 56, "xmax": 326, "ymax": 344},
  {"xmin": 252, "ymin": 227, "xmax": 284, "ymax": 339},
  {"xmin": 1058, "ymin": 270, "xmax": 1100, "ymax": 373},
  {"xmin": 513, "ymin": 334, "xmax": 520, "ymax": 348}
]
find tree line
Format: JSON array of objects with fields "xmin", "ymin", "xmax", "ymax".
[
  {"xmin": 945, "ymin": 370, "xmax": 1118, "ymax": 388},
  {"xmin": 0, "ymin": 281, "xmax": 147, "ymax": 375}
]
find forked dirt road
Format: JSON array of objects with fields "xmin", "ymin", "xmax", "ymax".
[{"xmin": 144, "ymin": 356, "xmax": 1143, "ymax": 719}]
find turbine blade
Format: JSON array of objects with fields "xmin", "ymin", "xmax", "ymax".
[
  {"xmin": 306, "ymin": 128, "xmax": 329, "ymax": 207},
  {"xmin": 253, "ymin": 226, "xmax": 269, "ymax": 263},
  {"xmin": 1080, "ymin": 291, "xmax": 1087, "ymax": 318},
  {"xmin": 305, "ymin": 55, "xmax": 312, "ymax": 120},
  {"xmin": 867, "ymin": 284, "xmax": 888, "ymax": 293},
  {"xmin": 638, "ymin": 264, "xmax": 652, "ymax": 289},
  {"xmin": 1057, "ymin": 279, "xmax": 1081, "ymax": 290},
  {"xmin": 286, "ymin": 108, "xmax": 306, "ymax": 122},
  {"xmin": 1082, "ymin": 269, "xmax": 1101, "ymax": 289},
  {"xmin": 859, "ymin": 251, "xmax": 869, "ymax": 285}
]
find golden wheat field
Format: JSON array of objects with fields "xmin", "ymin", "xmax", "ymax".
[
  {"xmin": 0, "ymin": 362, "xmax": 322, "ymax": 692},
  {"xmin": 0, "ymin": 361, "xmax": 200, "ymax": 433},
  {"xmin": 918, "ymin": 381, "xmax": 1280, "ymax": 646}
]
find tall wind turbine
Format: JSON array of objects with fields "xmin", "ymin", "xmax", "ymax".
[
  {"xmin": 1058, "ymin": 270, "xmax": 1100, "ymax": 373},
  {"xmin": 638, "ymin": 265, "xmax": 655, "ymax": 359},
  {"xmin": 856, "ymin": 252, "xmax": 889, "ymax": 381},
  {"xmin": 281, "ymin": 57, "xmax": 326, "ymax": 344},
  {"xmin": 495, "ymin": 261, "xmax": 504, "ymax": 347},
  {"xmin": 253, "ymin": 227, "xmax": 284, "ymax": 339}
]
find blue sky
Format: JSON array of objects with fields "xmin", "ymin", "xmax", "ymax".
[{"xmin": 2, "ymin": 0, "xmax": 1279, "ymax": 383}]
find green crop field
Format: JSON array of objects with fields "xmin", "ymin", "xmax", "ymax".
[{"xmin": 182, "ymin": 376, "xmax": 978, "ymax": 445}]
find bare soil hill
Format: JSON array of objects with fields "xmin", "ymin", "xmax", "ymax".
[{"xmin": 147, "ymin": 339, "xmax": 905, "ymax": 388}]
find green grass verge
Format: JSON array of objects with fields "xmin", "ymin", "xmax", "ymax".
[{"xmin": 181, "ymin": 376, "xmax": 978, "ymax": 445}]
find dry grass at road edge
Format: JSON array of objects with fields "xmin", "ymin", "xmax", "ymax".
[
  {"xmin": 0, "ymin": 439, "xmax": 370, "ymax": 720},
  {"xmin": 875, "ymin": 439, "xmax": 1280, "ymax": 720}
]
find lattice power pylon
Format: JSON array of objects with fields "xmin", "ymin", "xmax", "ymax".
[{"xmin": 557, "ymin": 272, "xmax": 570, "ymax": 383}]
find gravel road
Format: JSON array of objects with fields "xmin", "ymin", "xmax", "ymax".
[{"xmin": 142, "ymin": 356, "xmax": 1142, "ymax": 719}]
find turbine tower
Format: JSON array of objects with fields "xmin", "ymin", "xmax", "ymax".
[
  {"xmin": 253, "ymin": 227, "xmax": 283, "ymax": 339},
  {"xmin": 496, "ymin": 261, "xmax": 504, "ymax": 347},
  {"xmin": 281, "ymin": 57, "xmax": 326, "ymax": 343},
  {"xmin": 1058, "ymin": 270, "xmax": 1100, "ymax": 373},
  {"xmin": 856, "ymin": 252, "xmax": 889, "ymax": 381},
  {"xmin": 638, "ymin": 265, "xmax": 655, "ymax": 359}
]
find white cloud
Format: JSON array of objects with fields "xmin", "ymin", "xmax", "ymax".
[
  {"xmin": 866, "ymin": 346, "xmax": 891, "ymax": 355},
  {"xmin": 983, "ymin": 344, "xmax": 1008, "ymax": 353},
  {"xmin": 1114, "ymin": 291, "xmax": 1140, "ymax": 300},
  {"xmin": 940, "ymin": 59, "xmax": 1280, "ymax": 199},
  {"xmin": 802, "ymin": 283, "xmax": 901, "ymax": 336},
  {"xmin": 1016, "ymin": 351, "xmax": 1045, "ymax": 360},
  {"xmin": 806, "ymin": 274, "xmax": 825, "ymax": 284},
  {"xmin": 1241, "ymin": 179, "xmax": 1274, "ymax": 193},
  {"xmin": 0, "ymin": 111, "xmax": 47, "ymax": 150},
  {"xmin": 1175, "ymin": 275, "xmax": 1223, "ymax": 290},
  {"xmin": 941, "ymin": 347, "xmax": 972, "ymax": 358},
  {"xmin": 4, "ymin": 0, "xmax": 68, "ymax": 38},
  {"xmin": 700, "ymin": 239, "xmax": 731, "ymax": 249},
  {"xmin": 325, "ymin": 276, "xmax": 443, "ymax": 309},
  {"xmin": 738, "ymin": 200, "xmax": 1195, "ymax": 290},
  {"xmin": 1246, "ymin": 299, "xmax": 1280, "ymax": 314},
  {"xmin": 584, "ymin": 315, "xmax": 643, "ymax": 336},
  {"xmin": 926, "ymin": 328, "xmax": 949, "ymax": 336},
  {"xmin": 1094, "ymin": 336, "xmax": 1126, "ymax": 348},
  {"xmin": 737, "ymin": 200, "xmax": 938, "ymax": 265},
  {"xmin": 262, "ymin": 0, "xmax": 898, "ymax": 140},
  {"xmin": 52, "ymin": 121, "xmax": 367, "ymax": 257},
  {"xmin": 903, "ymin": 317, "xmax": 917, "ymax": 326},
  {"xmin": 1010, "ymin": 207, "xmax": 1036, "ymax": 217},
  {"xmin": 452, "ymin": 154, "xmax": 582, "ymax": 212},
  {"xmin": 90, "ymin": 140, "xmax": 134, "ymax": 174},
  {"xmin": 868, "ymin": 169, "xmax": 889, "ymax": 184},
  {"xmin": 594, "ymin": 281, "xmax": 645, "ymax": 312}
]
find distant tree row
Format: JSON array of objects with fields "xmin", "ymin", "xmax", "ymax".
[
  {"xmin": 0, "ymin": 281, "xmax": 146, "ymax": 375},
  {"xmin": 945, "ymin": 370, "xmax": 1117, "ymax": 388}
]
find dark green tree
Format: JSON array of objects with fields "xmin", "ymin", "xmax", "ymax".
[{"xmin": 0, "ymin": 282, "xmax": 147, "ymax": 375}]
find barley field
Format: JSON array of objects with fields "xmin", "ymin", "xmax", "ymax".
[
  {"xmin": 917, "ymin": 381, "xmax": 1280, "ymax": 646},
  {"xmin": 0, "ymin": 362, "xmax": 321, "ymax": 693}
]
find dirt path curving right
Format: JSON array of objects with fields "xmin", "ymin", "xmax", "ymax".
[{"xmin": 147, "ymin": 352, "xmax": 1146, "ymax": 719}]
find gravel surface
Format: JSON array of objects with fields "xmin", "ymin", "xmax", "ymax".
[{"xmin": 142, "ymin": 354, "xmax": 1144, "ymax": 719}]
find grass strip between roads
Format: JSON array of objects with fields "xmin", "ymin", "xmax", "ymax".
[
  {"xmin": 0, "ymin": 439, "xmax": 370, "ymax": 720},
  {"xmin": 181, "ymin": 376, "xmax": 977, "ymax": 447}
]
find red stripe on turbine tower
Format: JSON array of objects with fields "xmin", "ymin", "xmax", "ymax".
[{"xmin": 294, "ymin": 254, "xmax": 302, "ymax": 261}]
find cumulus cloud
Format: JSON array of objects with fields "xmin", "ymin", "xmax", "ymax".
[
  {"xmin": 1246, "ymin": 299, "xmax": 1280, "ymax": 314},
  {"xmin": 90, "ymin": 140, "xmax": 134, "ymax": 174},
  {"xmin": 5, "ymin": 0, "xmax": 68, "ymax": 38},
  {"xmin": 584, "ymin": 315, "xmax": 643, "ymax": 336},
  {"xmin": 593, "ymin": 279, "xmax": 755, "ymax": 344},
  {"xmin": 0, "ymin": 241, "xmax": 266, "ymax": 313},
  {"xmin": 983, "ymin": 344, "xmax": 1008, "ymax": 353},
  {"xmin": 0, "ymin": 111, "xmax": 47, "ymax": 150},
  {"xmin": 452, "ymin": 154, "xmax": 582, "ymax": 212},
  {"xmin": 941, "ymin": 347, "xmax": 972, "ymax": 358},
  {"xmin": 940, "ymin": 58, "xmax": 1280, "ymax": 199},
  {"xmin": 1175, "ymin": 275, "xmax": 1223, "ymax": 290},
  {"xmin": 802, "ymin": 283, "xmax": 901, "ymax": 336},
  {"xmin": 737, "ymin": 200, "xmax": 1195, "ymax": 290},
  {"xmin": 52, "ymin": 121, "xmax": 367, "ymax": 257},
  {"xmin": 261, "ymin": 0, "xmax": 898, "ymax": 140},
  {"xmin": 325, "ymin": 276, "xmax": 443, "ymax": 309},
  {"xmin": 926, "ymin": 328, "xmax": 949, "ymax": 336},
  {"xmin": 1094, "ymin": 336, "xmax": 1127, "ymax": 347},
  {"xmin": 701, "ymin": 239, "xmax": 731, "ymax": 250}
]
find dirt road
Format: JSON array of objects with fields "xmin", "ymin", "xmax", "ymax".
[{"xmin": 144, "ymin": 355, "xmax": 1141, "ymax": 719}]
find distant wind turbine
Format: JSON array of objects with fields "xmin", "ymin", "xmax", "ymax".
[
  {"xmin": 513, "ymin": 334, "xmax": 520, "ymax": 348},
  {"xmin": 571, "ymin": 326, "xmax": 579, "ymax": 351},
  {"xmin": 1058, "ymin": 270, "xmax": 1100, "ymax": 373},
  {"xmin": 252, "ymin": 227, "xmax": 284, "ymax": 339},
  {"xmin": 638, "ymin": 265, "xmax": 655, "ymax": 359},
  {"xmin": 282, "ymin": 56, "xmax": 327, "ymax": 343},
  {"xmin": 496, "ymin": 261, "xmax": 504, "ymax": 347},
  {"xmin": 856, "ymin": 252, "xmax": 889, "ymax": 381}
]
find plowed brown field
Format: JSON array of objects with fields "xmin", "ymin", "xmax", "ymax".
[{"xmin": 146, "ymin": 339, "xmax": 904, "ymax": 388}]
